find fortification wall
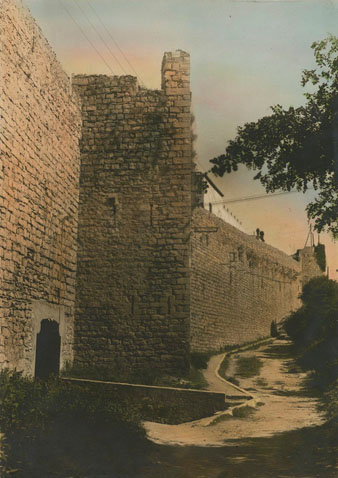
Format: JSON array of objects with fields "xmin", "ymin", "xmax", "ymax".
[
  {"xmin": 73, "ymin": 51, "xmax": 192, "ymax": 375},
  {"xmin": 1, "ymin": 2, "xmax": 324, "ymax": 377},
  {"xmin": 0, "ymin": 1, "xmax": 82, "ymax": 374},
  {"xmin": 191, "ymin": 208, "xmax": 301, "ymax": 352}
]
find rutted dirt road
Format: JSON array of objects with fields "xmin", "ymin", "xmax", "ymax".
[{"xmin": 144, "ymin": 339, "xmax": 325, "ymax": 446}]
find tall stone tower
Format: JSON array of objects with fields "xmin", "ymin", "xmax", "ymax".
[{"xmin": 73, "ymin": 50, "xmax": 192, "ymax": 375}]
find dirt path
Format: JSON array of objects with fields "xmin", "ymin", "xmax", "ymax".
[
  {"xmin": 202, "ymin": 352, "xmax": 250, "ymax": 398},
  {"xmin": 144, "ymin": 339, "xmax": 326, "ymax": 447}
]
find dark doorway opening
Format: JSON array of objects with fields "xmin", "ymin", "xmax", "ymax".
[{"xmin": 35, "ymin": 319, "xmax": 61, "ymax": 379}]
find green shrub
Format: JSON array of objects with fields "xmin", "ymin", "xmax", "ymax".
[
  {"xmin": 190, "ymin": 352, "xmax": 213, "ymax": 370},
  {"xmin": 284, "ymin": 276, "xmax": 338, "ymax": 420},
  {"xmin": 62, "ymin": 361, "xmax": 162, "ymax": 385},
  {"xmin": 0, "ymin": 370, "xmax": 142, "ymax": 436},
  {"xmin": 218, "ymin": 355, "xmax": 230, "ymax": 380},
  {"xmin": 63, "ymin": 360, "xmax": 208, "ymax": 390},
  {"xmin": 284, "ymin": 277, "xmax": 338, "ymax": 369},
  {"xmin": 324, "ymin": 379, "xmax": 338, "ymax": 422},
  {"xmin": 284, "ymin": 277, "xmax": 338, "ymax": 347},
  {"xmin": 0, "ymin": 370, "xmax": 147, "ymax": 477},
  {"xmin": 235, "ymin": 356, "xmax": 263, "ymax": 378},
  {"xmin": 232, "ymin": 405, "xmax": 255, "ymax": 418}
]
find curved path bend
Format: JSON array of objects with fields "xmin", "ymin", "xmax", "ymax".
[{"xmin": 144, "ymin": 339, "xmax": 326, "ymax": 447}]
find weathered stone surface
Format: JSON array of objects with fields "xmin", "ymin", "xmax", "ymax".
[
  {"xmin": 72, "ymin": 50, "xmax": 192, "ymax": 375},
  {"xmin": 0, "ymin": 0, "xmax": 82, "ymax": 374},
  {"xmin": 63, "ymin": 377, "xmax": 227, "ymax": 424},
  {"xmin": 191, "ymin": 209, "xmax": 309, "ymax": 352},
  {"xmin": 0, "ymin": 2, "xmax": 325, "ymax": 378}
]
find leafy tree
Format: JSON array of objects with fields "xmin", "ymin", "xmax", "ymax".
[
  {"xmin": 210, "ymin": 35, "xmax": 338, "ymax": 236},
  {"xmin": 283, "ymin": 276, "xmax": 338, "ymax": 393}
]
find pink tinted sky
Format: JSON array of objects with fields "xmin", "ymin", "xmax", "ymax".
[{"xmin": 25, "ymin": 0, "xmax": 337, "ymax": 278}]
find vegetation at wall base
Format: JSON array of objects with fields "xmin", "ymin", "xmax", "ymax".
[
  {"xmin": 0, "ymin": 370, "xmax": 149, "ymax": 477},
  {"xmin": 62, "ymin": 361, "xmax": 208, "ymax": 390},
  {"xmin": 218, "ymin": 355, "xmax": 240, "ymax": 385},
  {"xmin": 218, "ymin": 355, "xmax": 230, "ymax": 380},
  {"xmin": 283, "ymin": 276, "xmax": 338, "ymax": 422},
  {"xmin": 190, "ymin": 351, "xmax": 215, "ymax": 370}
]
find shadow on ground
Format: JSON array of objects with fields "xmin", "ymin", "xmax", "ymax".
[
  {"xmin": 3, "ymin": 421, "xmax": 337, "ymax": 478},
  {"xmin": 143, "ymin": 422, "xmax": 337, "ymax": 478}
]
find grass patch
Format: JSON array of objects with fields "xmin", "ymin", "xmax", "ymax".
[
  {"xmin": 0, "ymin": 369, "xmax": 148, "ymax": 477},
  {"xmin": 155, "ymin": 367, "xmax": 208, "ymax": 390},
  {"xmin": 0, "ymin": 369, "xmax": 143, "ymax": 435},
  {"xmin": 190, "ymin": 352, "xmax": 213, "ymax": 370},
  {"xmin": 221, "ymin": 337, "xmax": 271, "ymax": 354},
  {"xmin": 209, "ymin": 405, "xmax": 256, "ymax": 425},
  {"xmin": 243, "ymin": 340, "xmax": 272, "ymax": 352},
  {"xmin": 226, "ymin": 376, "xmax": 240, "ymax": 386},
  {"xmin": 62, "ymin": 362, "xmax": 208, "ymax": 390},
  {"xmin": 185, "ymin": 366, "xmax": 209, "ymax": 389},
  {"xmin": 62, "ymin": 362, "xmax": 161, "ymax": 385},
  {"xmin": 0, "ymin": 367, "xmax": 212, "ymax": 476},
  {"xmin": 208, "ymin": 413, "xmax": 233, "ymax": 426},
  {"xmin": 255, "ymin": 377, "xmax": 268, "ymax": 387},
  {"xmin": 232, "ymin": 405, "xmax": 256, "ymax": 418},
  {"xmin": 218, "ymin": 355, "xmax": 230, "ymax": 378},
  {"xmin": 283, "ymin": 277, "xmax": 338, "ymax": 423},
  {"xmin": 235, "ymin": 356, "xmax": 263, "ymax": 378},
  {"xmin": 217, "ymin": 356, "xmax": 240, "ymax": 385}
]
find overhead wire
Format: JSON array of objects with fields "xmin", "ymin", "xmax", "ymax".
[
  {"xmin": 57, "ymin": 0, "xmax": 116, "ymax": 75},
  {"xmin": 53, "ymin": 1, "xmax": 319, "ymax": 243},
  {"xmin": 72, "ymin": 0, "xmax": 128, "ymax": 76},
  {"xmin": 193, "ymin": 159, "xmax": 245, "ymax": 225},
  {"xmin": 210, "ymin": 188, "xmax": 315, "ymax": 206},
  {"xmin": 84, "ymin": 0, "xmax": 146, "ymax": 87}
]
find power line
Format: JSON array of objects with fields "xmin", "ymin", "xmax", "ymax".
[
  {"xmin": 210, "ymin": 188, "xmax": 314, "ymax": 206},
  {"xmin": 193, "ymin": 161, "xmax": 244, "ymax": 225},
  {"xmin": 85, "ymin": 0, "xmax": 146, "ymax": 87},
  {"xmin": 72, "ymin": 0, "xmax": 128, "ymax": 75},
  {"xmin": 57, "ymin": 0, "xmax": 116, "ymax": 75}
]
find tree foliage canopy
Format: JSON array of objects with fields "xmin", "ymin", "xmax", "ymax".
[
  {"xmin": 210, "ymin": 35, "xmax": 338, "ymax": 236},
  {"xmin": 283, "ymin": 276, "xmax": 338, "ymax": 394}
]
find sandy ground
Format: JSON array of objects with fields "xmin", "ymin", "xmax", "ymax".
[{"xmin": 144, "ymin": 340, "xmax": 326, "ymax": 447}]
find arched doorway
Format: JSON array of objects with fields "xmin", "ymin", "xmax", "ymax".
[{"xmin": 35, "ymin": 319, "xmax": 61, "ymax": 379}]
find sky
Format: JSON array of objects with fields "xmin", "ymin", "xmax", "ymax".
[{"xmin": 24, "ymin": 0, "xmax": 338, "ymax": 279}]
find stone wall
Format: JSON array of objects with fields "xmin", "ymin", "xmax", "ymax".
[
  {"xmin": 0, "ymin": 1, "xmax": 82, "ymax": 374},
  {"xmin": 63, "ymin": 377, "xmax": 227, "ymax": 424},
  {"xmin": 191, "ymin": 208, "xmax": 302, "ymax": 352},
  {"xmin": 73, "ymin": 51, "xmax": 192, "ymax": 375},
  {"xmin": 0, "ymin": 2, "xmax": 325, "ymax": 378}
]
